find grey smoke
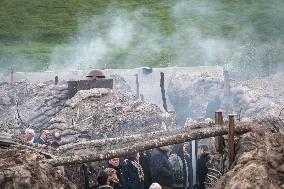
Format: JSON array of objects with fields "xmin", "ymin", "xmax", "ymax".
[{"xmin": 49, "ymin": 0, "xmax": 283, "ymax": 79}]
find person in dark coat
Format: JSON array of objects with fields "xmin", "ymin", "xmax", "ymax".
[
  {"xmin": 124, "ymin": 153, "xmax": 145, "ymax": 189},
  {"xmin": 35, "ymin": 129, "xmax": 51, "ymax": 146},
  {"xmin": 169, "ymin": 143, "xmax": 190, "ymax": 189},
  {"xmin": 139, "ymin": 150, "xmax": 152, "ymax": 189},
  {"xmin": 103, "ymin": 158, "xmax": 127, "ymax": 189},
  {"xmin": 197, "ymin": 145, "xmax": 210, "ymax": 189},
  {"xmin": 97, "ymin": 170, "xmax": 113, "ymax": 189},
  {"xmin": 150, "ymin": 146, "xmax": 174, "ymax": 189}
]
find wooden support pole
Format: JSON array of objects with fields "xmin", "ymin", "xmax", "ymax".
[
  {"xmin": 10, "ymin": 66, "xmax": 14, "ymax": 84},
  {"xmin": 228, "ymin": 114, "xmax": 235, "ymax": 165},
  {"xmin": 135, "ymin": 74, "xmax": 139, "ymax": 99},
  {"xmin": 160, "ymin": 72, "xmax": 168, "ymax": 111},
  {"xmin": 55, "ymin": 76, "xmax": 59, "ymax": 85},
  {"xmin": 215, "ymin": 111, "xmax": 224, "ymax": 154}
]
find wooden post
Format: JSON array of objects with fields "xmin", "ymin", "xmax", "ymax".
[
  {"xmin": 10, "ymin": 66, "xmax": 14, "ymax": 84},
  {"xmin": 55, "ymin": 76, "xmax": 59, "ymax": 85},
  {"xmin": 135, "ymin": 74, "xmax": 139, "ymax": 99},
  {"xmin": 228, "ymin": 114, "xmax": 236, "ymax": 165},
  {"xmin": 215, "ymin": 111, "xmax": 224, "ymax": 154},
  {"xmin": 224, "ymin": 70, "xmax": 230, "ymax": 98},
  {"xmin": 160, "ymin": 72, "xmax": 168, "ymax": 111}
]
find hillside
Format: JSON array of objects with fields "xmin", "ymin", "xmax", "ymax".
[{"xmin": 0, "ymin": 0, "xmax": 283, "ymax": 72}]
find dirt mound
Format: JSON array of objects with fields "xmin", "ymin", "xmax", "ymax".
[
  {"xmin": 212, "ymin": 119, "xmax": 284, "ymax": 188},
  {"xmin": 0, "ymin": 82, "xmax": 68, "ymax": 134},
  {"xmin": 168, "ymin": 72, "xmax": 284, "ymax": 125},
  {"xmin": 48, "ymin": 88, "xmax": 176, "ymax": 142},
  {"xmin": 0, "ymin": 146, "xmax": 76, "ymax": 189}
]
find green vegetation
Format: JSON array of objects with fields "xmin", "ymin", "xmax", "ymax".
[{"xmin": 0, "ymin": 0, "xmax": 283, "ymax": 71}]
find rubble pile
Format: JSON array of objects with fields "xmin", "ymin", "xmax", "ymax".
[
  {"xmin": 48, "ymin": 88, "xmax": 176, "ymax": 142},
  {"xmin": 168, "ymin": 72, "xmax": 224, "ymax": 124},
  {"xmin": 168, "ymin": 72, "xmax": 284, "ymax": 124},
  {"xmin": 0, "ymin": 146, "xmax": 76, "ymax": 189},
  {"xmin": 0, "ymin": 82, "xmax": 68, "ymax": 134},
  {"xmin": 212, "ymin": 118, "xmax": 284, "ymax": 188},
  {"xmin": 230, "ymin": 73, "xmax": 284, "ymax": 118}
]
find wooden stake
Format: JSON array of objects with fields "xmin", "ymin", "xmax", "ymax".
[
  {"xmin": 228, "ymin": 114, "xmax": 236, "ymax": 165},
  {"xmin": 160, "ymin": 72, "xmax": 168, "ymax": 111},
  {"xmin": 135, "ymin": 74, "xmax": 139, "ymax": 99},
  {"xmin": 215, "ymin": 111, "xmax": 224, "ymax": 154}
]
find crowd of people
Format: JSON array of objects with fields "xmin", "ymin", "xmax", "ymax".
[
  {"xmin": 23, "ymin": 128, "xmax": 210, "ymax": 189},
  {"xmin": 24, "ymin": 128, "xmax": 62, "ymax": 148},
  {"xmin": 97, "ymin": 144, "xmax": 210, "ymax": 189}
]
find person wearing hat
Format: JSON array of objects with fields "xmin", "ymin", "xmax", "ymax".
[{"xmin": 149, "ymin": 183, "xmax": 162, "ymax": 189}]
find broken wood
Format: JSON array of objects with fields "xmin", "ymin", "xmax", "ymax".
[{"xmin": 47, "ymin": 122, "xmax": 253, "ymax": 166}]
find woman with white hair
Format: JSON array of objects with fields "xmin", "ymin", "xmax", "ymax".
[{"xmin": 24, "ymin": 128, "xmax": 35, "ymax": 144}]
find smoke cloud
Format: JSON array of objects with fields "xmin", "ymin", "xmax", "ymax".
[{"xmin": 48, "ymin": 0, "xmax": 283, "ymax": 79}]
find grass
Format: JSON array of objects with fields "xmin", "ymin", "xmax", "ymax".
[{"xmin": 0, "ymin": 0, "xmax": 283, "ymax": 71}]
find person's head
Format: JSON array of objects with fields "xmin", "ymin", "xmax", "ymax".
[
  {"xmin": 24, "ymin": 128, "xmax": 34, "ymax": 141},
  {"xmin": 128, "ymin": 153, "xmax": 140, "ymax": 161},
  {"xmin": 97, "ymin": 170, "xmax": 109, "ymax": 186},
  {"xmin": 171, "ymin": 144, "xmax": 184, "ymax": 157},
  {"xmin": 200, "ymin": 145, "xmax": 209, "ymax": 156},
  {"xmin": 183, "ymin": 142, "xmax": 189, "ymax": 154},
  {"xmin": 108, "ymin": 158, "xmax": 120, "ymax": 167},
  {"xmin": 52, "ymin": 131, "xmax": 61, "ymax": 142},
  {"xmin": 159, "ymin": 145, "xmax": 171, "ymax": 153},
  {"xmin": 40, "ymin": 129, "xmax": 49, "ymax": 141},
  {"xmin": 104, "ymin": 168, "xmax": 118, "ymax": 185},
  {"xmin": 149, "ymin": 182, "xmax": 162, "ymax": 189}
]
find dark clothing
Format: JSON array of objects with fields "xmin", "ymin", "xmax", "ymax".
[
  {"xmin": 197, "ymin": 154, "xmax": 209, "ymax": 189},
  {"xmin": 104, "ymin": 163, "xmax": 127, "ymax": 189},
  {"xmin": 35, "ymin": 137, "xmax": 50, "ymax": 146},
  {"xmin": 124, "ymin": 159, "xmax": 145, "ymax": 189},
  {"xmin": 51, "ymin": 141, "xmax": 60, "ymax": 148},
  {"xmin": 139, "ymin": 151, "xmax": 152, "ymax": 189},
  {"xmin": 150, "ymin": 148, "xmax": 174, "ymax": 187}
]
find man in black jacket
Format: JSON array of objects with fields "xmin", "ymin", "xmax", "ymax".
[
  {"xmin": 103, "ymin": 158, "xmax": 127, "ymax": 189},
  {"xmin": 150, "ymin": 146, "xmax": 174, "ymax": 189}
]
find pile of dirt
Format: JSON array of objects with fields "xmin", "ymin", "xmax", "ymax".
[
  {"xmin": 211, "ymin": 118, "xmax": 284, "ymax": 188},
  {"xmin": 230, "ymin": 73, "xmax": 284, "ymax": 118},
  {"xmin": 0, "ymin": 146, "xmax": 76, "ymax": 189},
  {"xmin": 167, "ymin": 72, "xmax": 284, "ymax": 125},
  {"xmin": 48, "ymin": 88, "xmax": 176, "ymax": 142},
  {"xmin": 0, "ymin": 82, "xmax": 68, "ymax": 134}
]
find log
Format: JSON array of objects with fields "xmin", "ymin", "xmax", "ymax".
[
  {"xmin": 57, "ymin": 123, "xmax": 211, "ymax": 154},
  {"xmin": 46, "ymin": 122, "xmax": 253, "ymax": 166}
]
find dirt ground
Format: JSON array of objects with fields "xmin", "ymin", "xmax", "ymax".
[{"xmin": 0, "ymin": 146, "xmax": 76, "ymax": 189}]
